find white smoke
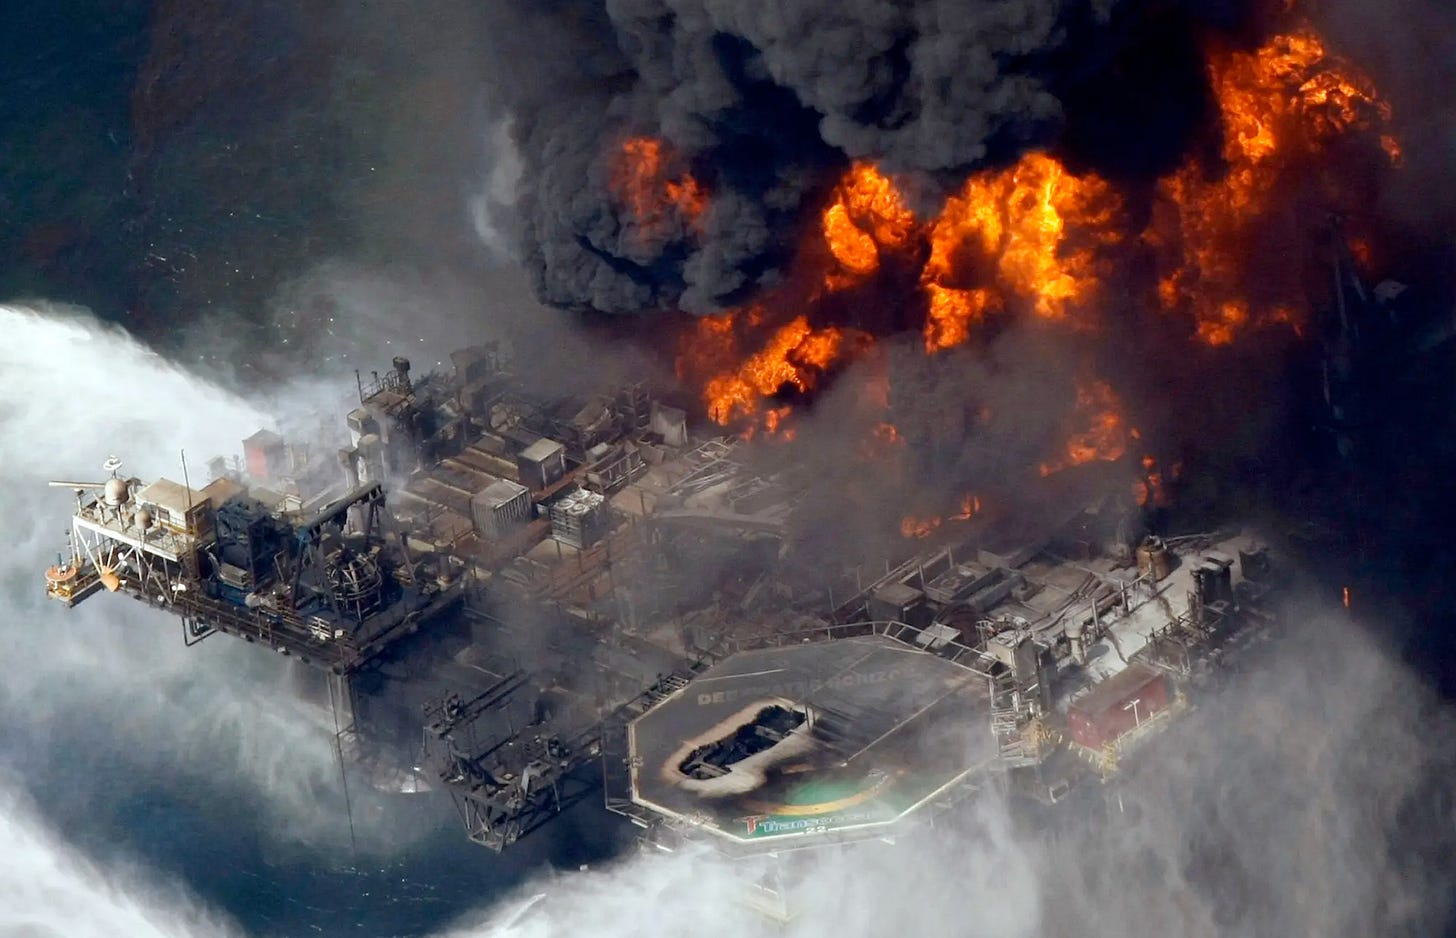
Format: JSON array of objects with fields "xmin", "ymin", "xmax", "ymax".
[
  {"xmin": 0, "ymin": 302, "xmax": 397, "ymax": 850},
  {"xmin": 6, "ymin": 302, "xmax": 1453, "ymax": 937},
  {"xmin": 0, "ymin": 780, "xmax": 236, "ymax": 938},
  {"xmin": 436, "ymin": 603, "xmax": 1456, "ymax": 938},
  {"xmin": 440, "ymin": 795, "xmax": 1044, "ymax": 937},
  {"xmin": 471, "ymin": 115, "xmax": 525, "ymax": 259}
]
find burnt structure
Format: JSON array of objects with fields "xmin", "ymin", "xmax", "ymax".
[
  {"xmin": 43, "ymin": 350, "xmax": 1285, "ymax": 857},
  {"xmin": 43, "ymin": 350, "xmax": 785, "ymax": 850},
  {"xmin": 616, "ymin": 633, "xmax": 993, "ymax": 853}
]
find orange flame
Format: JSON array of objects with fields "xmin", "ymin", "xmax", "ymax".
[
  {"xmin": 675, "ymin": 311, "xmax": 740, "ymax": 388},
  {"xmin": 924, "ymin": 284, "xmax": 997, "ymax": 353},
  {"xmin": 701, "ymin": 316, "xmax": 856, "ymax": 425},
  {"xmin": 672, "ymin": 24, "xmax": 1401, "ymax": 464},
  {"xmin": 1134, "ymin": 455, "xmax": 1170, "ymax": 508},
  {"xmin": 900, "ymin": 515, "xmax": 943, "ymax": 539},
  {"xmin": 1379, "ymin": 134, "xmax": 1402, "ymax": 164},
  {"xmin": 676, "ymin": 169, "xmax": 904, "ymax": 426},
  {"xmin": 1153, "ymin": 28, "xmax": 1399, "ymax": 344},
  {"xmin": 822, "ymin": 163, "xmax": 919, "ymax": 284},
  {"xmin": 1196, "ymin": 300, "xmax": 1251, "ymax": 347},
  {"xmin": 951, "ymin": 493, "xmax": 983, "ymax": 520},
  {"xmin": 824, "ymin": 203, "xmax": 881, "ymax": 276},
  {"xmin": 921, "ymin": 153, "xmax": 1121, "ymax": 351},
  {"xmin": 872, "ymin": 422, "xmax": 904, "ymax": 446},
  {"xmin": 1040, "ymin": 380, "xmax": 1129, "ymax": 476},
  {"xmin": 763, "ymin": 405, "xmax": 792, "ymax": 435},
  {"xmin": 901, "ymin": 494, "xmax": 980, "ymax": 539},
  {"xmin": 611, "ymin": 137, "xmax": 707, "ymax": 239}
]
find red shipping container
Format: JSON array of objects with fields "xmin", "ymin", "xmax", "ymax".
[
  {"xmin": 1068, "ymin": 663, "xmax": 1168, "ymax": 750},
  {"xmin": 242, "ymin": 429, "xmax": 285, "ymax": 479}
]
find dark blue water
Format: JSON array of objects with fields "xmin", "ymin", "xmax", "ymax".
[
  {"xmin": 2, "ymin": 2, "xmax": 400, "ymax": 342},
  {"xmin": 0, "ymin": 1, "xmax": 148, "ymax": 316},
  {"xmin": 0, "ymin": 635, "xmax": 629, "ymax": 936},
  {"xmin": 0, "ymin": 6, "xmax": 618, "ymax": 934}
]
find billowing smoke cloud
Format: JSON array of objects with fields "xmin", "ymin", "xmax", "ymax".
[
  {"xmin": 474, "ymin": 0, "xmax": 1449, "ymax": 571},
  {"xmin": 482, "ymin": 0, "xmax": 1241, "ymax": 314},
  {"xmin": 667, "ymin": 1, "xmax": 1065, "ymax": 168},
  {"xmin": 472, "ymin": 116, "xmax": 526, "ymax": 260},
  {"xmin": 1316, "ymin": 0, "xmax": 1456, "ymax": 234},
  {"xmin": 438, "ymin": 601, "xmax": 1456, "ymax": 937}
]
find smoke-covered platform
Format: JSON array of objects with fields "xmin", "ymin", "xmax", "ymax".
[
  {"xmin": 625, "ymin": 632, "xmax": 994, "ymax": 851},
  {"xmin": 40, "ymin": 346, "xmax": 1287, "ymax": 858}
]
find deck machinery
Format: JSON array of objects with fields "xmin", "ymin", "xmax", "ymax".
[
  {"xmin": 41, "ymin": 350, "xmax": 705, "ymax": 851},
  {"xmin": 45, "ymin": 469, "xmax": 460, "ymax": 672},
  {"xmin": 42, "ymin": 350, "xmax": 1285, "ymax": 861},
  {"xmin": 594, "ymin": 524, "xmax": 1282, "ymax": 918}
]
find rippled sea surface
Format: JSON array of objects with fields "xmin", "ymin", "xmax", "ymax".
[{"xmin": 1, "ymin": 5, "xmax": 622, "ymax": 935}]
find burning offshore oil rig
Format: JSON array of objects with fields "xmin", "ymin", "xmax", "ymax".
[
  {"xmin": 34, "ymin": 0, "xmax": 1456, "ymax": 919},
  {"xmin": 42, "ymin": 345, "xmax": 1287, "ymax": 869}
]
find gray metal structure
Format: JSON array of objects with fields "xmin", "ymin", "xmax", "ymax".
[{"xmin": 41, "ymin": 353, "xmax": 1284, "ymax": 858}]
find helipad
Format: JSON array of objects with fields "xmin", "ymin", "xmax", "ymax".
[{"xmin": 627, "ymin": 635, "xmax": 994, "ymax": 850}]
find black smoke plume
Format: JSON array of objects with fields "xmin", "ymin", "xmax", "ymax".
[{"xmin": 484, "ymin": 0, "xmax": 1247, "ymax": 315}]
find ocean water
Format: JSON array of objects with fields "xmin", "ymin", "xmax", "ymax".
[
  {"xmin": 0, "ymin": 303, "xmax": 629, "ymax": 936},
  {"xmin": 9, "ymin": 7, "xmax": 1456, "ymax": 937},
  {"xmin": 0, "ymin": 1, "xmax": 148, "ymax": 314},
  {"xmin": 0, "ymin": 8, "xmax": 626, "ymax": 930}
]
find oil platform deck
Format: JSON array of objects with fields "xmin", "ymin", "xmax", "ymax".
[{"xmin": 42, "ymin": 347, "xmax": 1285, "ymax": 855}]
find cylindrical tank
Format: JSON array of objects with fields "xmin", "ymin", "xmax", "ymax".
[
  {"xmin": 1192, "ymin": 559, "xmax": 1234, "ymax": 606},
  {"xmin": 1136, "ymin": 535, "xmax": 1172, "ymax": 581},
  {"xmin": 103, "ymin": 477, "xmax": 130, "ymax": 507}
]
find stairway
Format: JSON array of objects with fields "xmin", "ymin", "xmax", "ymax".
[{"xmin": 990, "ymin": 672, "xmax": 1037, "ymax": 766}]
